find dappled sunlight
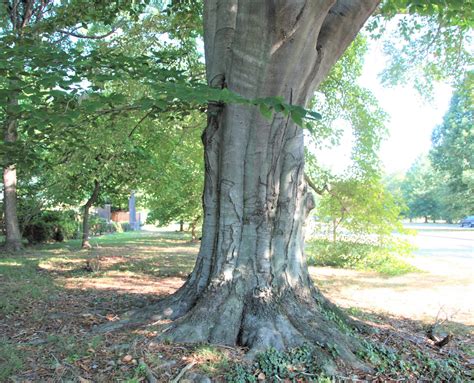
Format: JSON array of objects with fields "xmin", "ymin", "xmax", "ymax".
[
  {"xmin": 64, "ymin": 274, "xmax": 185, "ymax": 295},
  {"xmin": 39, "ymin": 257, "xmax": 87, "ymax": 271},
  {"xmin": 0, "ymin": 261, "xmax": 23, "ymax": 267}
]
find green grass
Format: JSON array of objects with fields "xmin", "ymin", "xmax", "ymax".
[
  {"xmin": 0, "ymin": 230, "xmax": 197, "ymax": 317},
  {"xmin": 0, "ymin": 338, "xmax": 24, "ymax": 381},
  {"xmin": 0, "ymin": 230, "xmax": 472, "ymax": 382},
  {"xmin": 194, "ymin": 345, "xmax": 230, "ymax": 375},
  {"xmin": 0, "ymin": 256, "xmax": 59, "ymax": 315}
]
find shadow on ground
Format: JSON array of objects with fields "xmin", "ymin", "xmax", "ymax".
[{"xmin": 1, "ymin": 230, "xmax": 472, "ymax": 382}]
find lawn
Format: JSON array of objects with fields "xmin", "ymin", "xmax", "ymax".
[{"xmin": 0, "ymin": 230, "xmax": 472, "ymax": 382}]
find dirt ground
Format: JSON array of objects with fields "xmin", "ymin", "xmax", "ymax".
[{"xmin": 1, "ymin": 228, "xmax": 472, "ymax": 382}]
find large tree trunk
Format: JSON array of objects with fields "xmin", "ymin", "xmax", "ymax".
[
  {"xmin": 2, "ymin": 87, "xmax": 23, "ymax": 252},
  {"xmin": 103, "ymin": 0, "xmax": 380, "ymax": 372},
  {"xmin": 82, "ymin": 180, "xmax": 100, "ymax": 249}
]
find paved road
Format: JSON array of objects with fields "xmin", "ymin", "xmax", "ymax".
[
  {"xmin": 312, "ymin": 224, "xmax": 474, "ymax": 325},
  {"xmin": 406, "ymin": 224, "xmax": 473, "ymax": 276}
]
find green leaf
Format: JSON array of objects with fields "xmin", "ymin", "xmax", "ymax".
[{"xmin": 259, "ymin": 104, "xmax": 273, "ymax": 120}]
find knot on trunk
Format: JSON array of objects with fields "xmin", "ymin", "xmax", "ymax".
[{"xmin": 304, "ymin": 190, "xmax": 315, "ymax": 216}]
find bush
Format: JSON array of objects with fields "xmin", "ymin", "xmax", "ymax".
[
  {"xmin": 306, "ymin": 238, "xmax": 417, "ymax": 276},
  {"xmin": 111, "ymin": 221, "xmax": 123, "ymax": 233},
  {"xmin": 89, "ymin": 215, "xmax": 108, "ymax": 236},
  {"xmin": 87, "ymin": 217, "xmax": 126, "ymax": 236},
  {"xmin": 121, "ymin": 222, "xmax": 132, "ymax": 232},
  {"xmin": 23, "ymin": 210, "xmax": 78, "ymax": 244}
]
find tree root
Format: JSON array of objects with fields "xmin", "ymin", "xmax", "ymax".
[
  {"xmin": 92, "ymin": 277, "xmax": 373, "ymax": 374},
  {"xmin": 92, "ymin": 290, "xmax": 195, "ymax": 334},
  {"xmin": 155, "ymin": 287, "xmax": 372, "ymax": 374}
]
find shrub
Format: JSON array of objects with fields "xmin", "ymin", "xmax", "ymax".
[
  {"xmin": 23, "ymin": 210, "xmax": 78, "ymax": 243},
  {"xmin": 121, "ymin": 222, "xmax": 132, "ymax": 232},
  {"xmin": 111, "ymin": 221, "xmax": 123, "ymax": 233},
  {"xmin": 89, "ymin": 215, "xmax": 108, "ymax": 236},
  {"xmin": 306, "ymin": 238, "xmax": 417, "ymax": 276}
]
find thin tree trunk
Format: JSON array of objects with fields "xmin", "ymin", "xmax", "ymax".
[
  {"xmin": 2, "ymin": 0, "xmax": 38, "ymax": 252},
  {"xmin": 3, "ymin": 86, "xmax": 22, "ymax": 252},
  {"xmin": 179, "ymin": 220, "xmax": 184, "ymax": 232},
  {"xmin": 82, "ymin": 180, "xmax": 100, "ymax": 249},
  {"xmin": 189, "ymin": 217, "xmax": 200, "ymax": 241}
]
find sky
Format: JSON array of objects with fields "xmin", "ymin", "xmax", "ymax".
[
  {"xmin": 317, "ymin": 38, "xmax": 453, "ymax": 176},
  {"xmin": 360, "ymin": 41, "xmax": 453, "ymax": 175}
]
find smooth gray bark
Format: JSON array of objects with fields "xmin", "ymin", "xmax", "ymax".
[{"xmin": 100, "ymin": 0, "xmax": 380, "ymax": 372}]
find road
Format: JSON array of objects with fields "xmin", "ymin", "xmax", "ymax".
[
  {"xmin": 311, "ymin": 224, "xmax": 474, "ymax": 325},
  {"xmin": 406, "ymin": 223, "xmax": 473, "ymax": 277}
]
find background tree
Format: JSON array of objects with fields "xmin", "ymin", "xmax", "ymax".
[
  {"xmin": 430, "ymin": 73, "xmax": 474, "ymax": 220},
  {"xmin": 401, "ymin": 156, "xmax": 442, "ymax": 222},
  {"xmin": 144, "ymin": 111, "xmax": 205, "ymax": 240},
  {"xmin": 0, "ymin": 0, "xmax": 151, "ymax": 251},
  {"xmin": 317, "ymin": 177, "xmax": 404, "ymax": 242}
]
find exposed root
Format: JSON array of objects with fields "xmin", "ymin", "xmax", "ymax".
[
  {"xmin": 93, "ymin": 289, "xmax": 195, "ymax": 334},
  {"xmin": 91, "ymin": 267, "xmax": 372, "ymax": 374},
  {"xmin": 152, "ymin": 286, "xmax": 373, "ymax": 375},
  {"xmin": 2, "ymin": 240, "xmax": 23, "ymax": 252}
]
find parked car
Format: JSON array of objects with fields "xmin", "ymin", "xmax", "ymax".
[{"xmin": 460, "ymin": 216, "xmax": 474, "ymax": 227}]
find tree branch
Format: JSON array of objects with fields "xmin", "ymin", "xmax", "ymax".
[
  {"xmin": 128, "ymin": 108, "xmax": 155, "ymax": 138},
  {"xmin": 304, "ymin": 173, "xmax": 328, "ymax": 195},
  {"xmin": 57, "ymin": 27, "xmax": 118, "ymax": 40},
  {"xmin": 311, "ymin": 0, "xmax": 381, "ymax": 89},
  {"xmin": 20, "ymin": 0, "xmax": 34, "ymax": 29},
  {"xmin": 84, "ymin": 179, "xmax": 101, "ymax": 210}
]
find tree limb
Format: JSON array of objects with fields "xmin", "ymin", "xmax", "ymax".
[
  {"xmin": 304, "ymin": 173, "xmax": 328, "ymax": 195},
  {"xmin": 57, "ymin": 27, "xmax": 118, "ymax": 40},
  {"xmin": 128, "ymin": 108, "xmax": 155, "ymax": 138}
]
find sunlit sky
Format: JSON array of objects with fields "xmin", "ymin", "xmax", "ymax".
[
  {"xmin": 360, "ymin": 41, "xmax": 453, "ymax": 175},
  {"xmin": 318, "ymin": 38, "xmax": 453, "ymax": 176}
]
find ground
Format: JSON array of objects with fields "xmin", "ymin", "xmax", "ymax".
[
  {"xmin": 313, "ymin": 224, "xmax": 474, "ymax": 325},
  {"xmin": 0, "ymin": 226, "xmax": 472, "ymax": 382}
]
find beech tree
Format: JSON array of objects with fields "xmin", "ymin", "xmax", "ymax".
[
  {"xmin": 114, "ymin": 1, "xmax": 384, "ymax": 371},
  {"xmin": 3, "ymin": 0, "xmax": 471, "ymax": 373}
]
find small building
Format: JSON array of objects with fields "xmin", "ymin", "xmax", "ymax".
[{"xmin": 95, "ymin": 193, "xmax": 147, "ymax": 230}]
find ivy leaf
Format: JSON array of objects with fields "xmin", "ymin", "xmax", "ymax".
[{"xmin": 259, "ymin": 104, "xmax": 273, "ymax": 120}]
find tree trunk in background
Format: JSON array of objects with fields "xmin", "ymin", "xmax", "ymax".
[
  {"xmin": 82, "ymin": 180, "xmax": 100, "ymax": 249},
  {"xmin": 3, "ymin": 87, "xmax": 23, "ymax": 252},
  {"xmin": 179, "ymin": 220, "xmax": 184, "ymax": 232},
  {"xmin": 190, "ymin": 218, "xmax": 200, "ymax": 241},
  {"xmin": 128, "ymin": 0, "xmax": 380, "ymax": 372},
  {"xmin": 2, "ymin": 0, "xmax": 41, "ymax": 251}
]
